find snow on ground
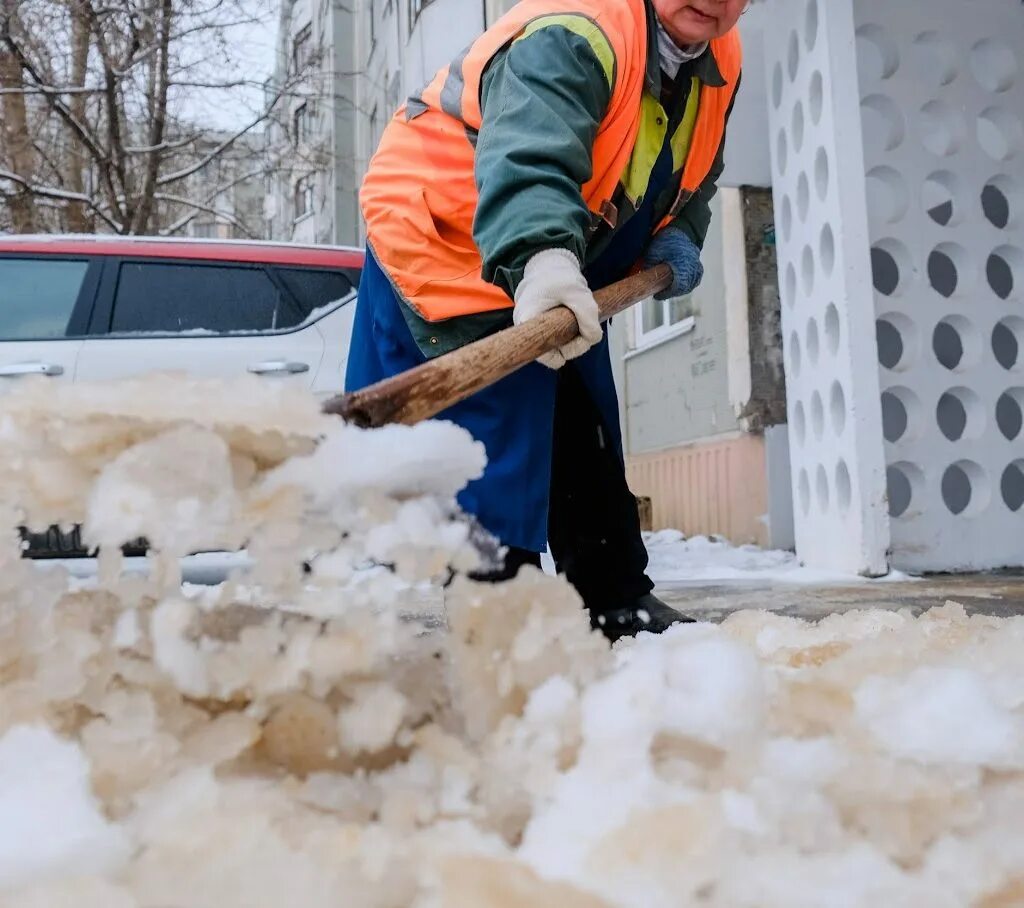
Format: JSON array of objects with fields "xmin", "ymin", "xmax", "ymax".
[
  {"xmin": 643, "ymin": 529, "xmax": 914, "ymax": 585},
  {"xmin": 2, "ymin": 376, "xmax": 1023, "ymax": 908}
]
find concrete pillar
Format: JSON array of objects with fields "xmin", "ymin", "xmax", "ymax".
[{"xmin": 763, "ymin": 0, "xmax": 890, "ymax": 575}]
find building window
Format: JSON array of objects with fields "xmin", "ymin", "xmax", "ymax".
[
  {"xmin": 293, "ymin": 102, "xmax": 310, "ymax": 145},
  {"xmin": 294, "ymin": 175, "xmax": 314, "ymax": 221},
  {"xmin": 369, "ymin": 104, "xmax": 380, "ymax": 155},
  {"xmin": 191, "ymin": 220, "xmax": 218, "ymax": 238},
  {"xmin": 293, "ymin": 24, "xmax": 312, "ymax": 73},
  {"xmin": 409, "ymin": 0, "xmax": 434, "ymax": 26},
  {"xmin": 387, "ymin": 71, "xmax": 401, "ymax": 113},
  {"xmin": 633, "ymin": 294, "xmax": 696, "ymax": 350}
]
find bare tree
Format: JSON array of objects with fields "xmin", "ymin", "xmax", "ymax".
[{"xmin": 0, "ymin": 0, "xmax": 329, "ymax": 235}]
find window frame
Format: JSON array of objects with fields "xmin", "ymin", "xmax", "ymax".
[
  {"xmin": 629, "ymin": 294, "xmax": 697, "ymax": 355},
  {"xmin": 84, "ymin": 257, "xmax": 306, "ymax": 339},
  {"xmin": 408, "ymin": 0, "xmax": 434, "ymax": 28},
  {"xmin": 293, "ymin": 174, "xmax": 314, "ymax": 222},
  {"xmin": 0, "ymin": 253, "xmax": 103, "ymax": 342},
  {"xmin": 293, "ymin": 101, "xmax": 309, "ymax": 146},
  {"xmin": 292, "ymin": 23, "xmax": 312, "ymax": 74},
  {"xmin": 369, "ymin": 0, "xmax": 377, "ymax": 57},
  {"xmin": 83, "ymin": 257, "xmax": 360, "ymax": 339}
]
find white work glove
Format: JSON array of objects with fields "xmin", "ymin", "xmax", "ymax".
[{"xmin": 513, "ymin": 248, "xmax": 602, "ymax": 370}]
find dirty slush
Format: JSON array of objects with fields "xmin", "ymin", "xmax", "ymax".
[{"xmin": 1, "ymin": 376, "xmax": 1022, "ymax": 907}]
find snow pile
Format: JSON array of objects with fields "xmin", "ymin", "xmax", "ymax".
[{"xmin": 1, "ymin": 376, "xmax": 1024, "ymax": 908}]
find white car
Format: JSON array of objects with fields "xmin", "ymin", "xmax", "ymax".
[
  {"xmin": 0, "ymin": 235, "xmax": 363, "ymax": 396},
  {"xmin": 0, "ymin": 235, "xmax": 364, "ymax": 554}
]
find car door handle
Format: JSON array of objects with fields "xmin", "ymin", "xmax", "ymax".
[
  {"xmin": 0, "ymin": 362, "xmax": 65, "ymax": 377},
  {"xmin": 247, "ymin": 360, "xmax": 309, "ymax": 375}
]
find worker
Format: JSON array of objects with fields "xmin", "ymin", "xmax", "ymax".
[{"xmin": 347, "ymin": 0, "xmax": 746, "ymax": 641}]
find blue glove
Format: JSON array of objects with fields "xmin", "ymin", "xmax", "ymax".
[{"xmin": 643, "ymin": 227, "xmax": 704, "ymax": 300}]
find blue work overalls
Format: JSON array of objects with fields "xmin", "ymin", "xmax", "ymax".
[{"xmin": 346, "ymin": 116, "xmax": 678, "ymax": 610}]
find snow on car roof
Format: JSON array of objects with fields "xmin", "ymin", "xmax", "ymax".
[{"xmin": 0, "ymin": 234, "xmax": 364, "ymax": 268}]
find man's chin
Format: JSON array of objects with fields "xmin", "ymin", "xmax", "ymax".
[{"xmin": 667, "ymin": 25, "xmax": 715, "ymax": 45}]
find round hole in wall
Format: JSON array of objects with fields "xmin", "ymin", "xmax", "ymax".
[
  {"xmin": 806, "ymin": 316, "xmax": 820, "ymax": 365},
  {"xmin": 825, "ymin": 303, "xmax": 840, "ymax": 355},
  {"xmin": 809, "ymin": 70, "xmax": 824, "ymax": 124},
  {"xmin": 792, "ymin": 101, "xmax": 805, "ymax": 153},
  {"xmin": 932, "ymin": 314, "xmax": 979, "ymax": 372},
  {"xmin": 861, "ymin": 94, "xmax": 906, "ymax": 154},
  {"xmin": 877, "ymin": 311, "xmax": 918, "ymax": 370},
  {"xmin": 871, "ymin": 240, "xmax": 911, "ymax": 296},
  {"xmin": 830, "ymin": 380, "xmax": 846, "ymax": 436},
  {"xmin": 886, "ymin": 462, "xmax": 922, "ymax": 518},
  {"xmin": 789, "ymin": 329, "xmax": 802, "ymax": 376},
  {"xmin": 810, "ymin": 390, "xmax": 825, "ymax": 440},
  {"xmin": 819, "ymin": 224, "xmax": 835, "ymax": 277},
  {"xmin": 923, "ymin": 171, "xmax": 962, "ymax": 226},
  {"xmin": 772, "ymin": 62, "xmax": 785, "ymax": 109},
  {"xmin": 987, "ymin": 246, "xmax": 1019, "ymax": 300},
  {"xmin": 1002, "ymin": 461, "xmax": 1024, "ymax": 512},
  {"xmin": 777, "ymin": 129, "xmax": 789, "ymax": 176},
  {"xmin": 996, "ymin": 389, "xmax": 1024, "ymax": 441},
  {"xmin": 814, "ymin": 147, "xmax": 829, "ymax": 202},
  {"xmin": 855, "ymin": 24, "xmax": 900, "ymax": 83},
  {"xmin": 780, "ymin": 194, "xmax": 794, "ymax": 242},
  {"xmin": 937, "ymin": 386, "xmax": 984, "ymax": 442},
  {"xmin": 798, "ymin": 468, "xmax": 811, "ymax": 515},
  {"xmin": 788, "ymin": 31, "xmax": 801, "ymax": 81},
  {"xmin": 912, "ymin": 31, "xmax": 959, "ymax": 88},
  {"xmin": 993, "ymin": 318, "xmax": 1023, "ymax": 371},
  {"xmin": 801, "ymin": 245, "xmax": 815, "ymax": 298},
  {"xmin": 865, "ymin": 166, "xmax": 909, "ymax": 224},
  {"xmin": 928, "ymin": 243, "xmax": 967, "ymax": 298},
  {"xmin": 805, "ymin": 0, "xmax": 818, "ymax": 51},
  {"xmin": 785, "ymin": 262, "xmax": 797, "ymax": 308},
  {"xmin": 881, "ymin": 390, "xmax": 908, "ymax": 442},
  {"xmin": 970, "ymin": 38, "xmax": 1018, "ymax": 94},
  {"xmin": 835, "ymin": 459, "xmax": 852, "ymax": 513},
  {"xmin": 797, "ymin": 172, "xmax": 811, "ymax": 221},
  {"xmin": 981, "ymin": 177, "xmax": 1013, "ymax": 229},
  {"xmin": 919, "ymin": 100, "xmax": 966, "ymax": 157},
  {"xmin": 816, "ymin": 463, "xmax": 830, "ymax": 512},
  {"xmin": 941, "ymin": 460, "xmax": 990, "ymax": 517},
  {"xmin": 977, "ymin": 107, "xmax": 1024, "ymax": 162},
  {"xmin": 877, "ymin": 319, "xmax": 903, "ymax": 369}
]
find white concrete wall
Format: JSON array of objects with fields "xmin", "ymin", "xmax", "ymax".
[
  {"xmin": 853, "ymin": 0, "xmax": 1024, "ymax": 572},
  {"xmin": 764, "ymin": 0, "xmax": 891, "ymax": 576}
]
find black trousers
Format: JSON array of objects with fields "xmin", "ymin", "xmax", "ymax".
[{"xmin": 479, "ymin": 364, "xmax": 654, "ymax": 614}]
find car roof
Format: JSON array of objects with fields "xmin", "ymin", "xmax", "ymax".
[{"xmin": 0, "ymin": 235, "xmax": 364, "ymax": 268}]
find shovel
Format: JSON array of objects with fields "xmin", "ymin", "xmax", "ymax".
[{"xmin": 322, "ymin": 264, "xmax": 672, "ymax": 428}]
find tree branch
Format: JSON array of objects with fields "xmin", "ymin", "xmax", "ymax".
[{"xmin": 0, "ymin": 167, "xmax": 123, "ymax": 231}]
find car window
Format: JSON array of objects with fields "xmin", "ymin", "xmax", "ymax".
[
  {"xmin": 0, "ymin": 258, "xmax": 89, "ymax": 340},
  {"xmin": 275, "ymin": 267, "xmax": 358, "ymax": 324},
  {"xmin": 110, "ymin": 262, "xmax": 293, "ymax": 334}
]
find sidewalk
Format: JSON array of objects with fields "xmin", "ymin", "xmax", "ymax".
[{"xmin": 658, "ymin": 571, "xmax": 1024, "ymax": 622}]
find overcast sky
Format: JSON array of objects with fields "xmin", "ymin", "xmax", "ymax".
[{"xmin": 175, "ymin": 0, "xmax": 279, "ymax": 132}]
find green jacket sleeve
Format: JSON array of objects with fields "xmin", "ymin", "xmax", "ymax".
[
  {"xmin": 473, "ymin": 21, "xmax": 614, "ymax": 298},
  {"xmin": 671, "ymin": 71, "xmax": 743, "ymax": 250}
]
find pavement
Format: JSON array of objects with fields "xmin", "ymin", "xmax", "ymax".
[{"xmin": 656, "ymin": 572, "xmax": 1024, "ymax": 621}]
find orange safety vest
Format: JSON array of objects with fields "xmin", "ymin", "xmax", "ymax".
[{"xmin": 361, "ymin": 0, "xmax": 741, "ymax": 323}]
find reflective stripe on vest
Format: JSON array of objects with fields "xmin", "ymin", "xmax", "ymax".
[{"xmin": 362, "ymin": 0, "xmax": 741, "ymax": 323}]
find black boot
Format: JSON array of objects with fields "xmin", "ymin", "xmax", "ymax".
[{"xmin": 589, "ymin": 593, "xmax": 694, "ymax": 643}]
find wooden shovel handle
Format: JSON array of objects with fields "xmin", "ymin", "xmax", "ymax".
[{"xmin": 322, "ymin": 264, "xmax": 672, "ymax": 428}]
